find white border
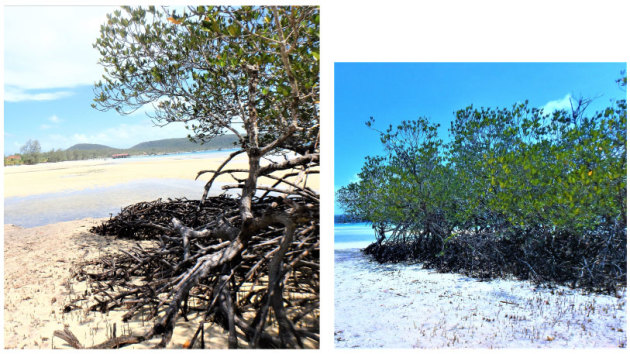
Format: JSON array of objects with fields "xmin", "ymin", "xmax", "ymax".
[{"xmin": 2, "ymin": 0, "xmax": 630, "ymax": 352}]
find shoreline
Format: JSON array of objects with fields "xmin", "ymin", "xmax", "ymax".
[
  {"xmin": 335, "ymin": 248, "xmax": 626, "ymax": 348},
  {"xmin": 4, "ymin": 178, "xmax": 218, "ymax": 228},
  {"xmin": 4, "ymin": 150, "xmax": 319, "ymax": 198},
  {"xmin": 4, "ymin": 152, "xmax": 320, "ymax": 348},
  {"xmin": 3, "ymin": 151, "xmax": 249, "ymax": 198},
  {"xmin": 4, "ymin": 150, "xmax": 319, "ymax": 228}
]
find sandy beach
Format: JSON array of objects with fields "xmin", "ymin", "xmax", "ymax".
[
  {"xmin": 4, "ymin": 219, "xmax": 245, "ymax": 349},
  {"xmin": 4, "ymin": 218, "xmax": 124, "ymax": 349},
  {"xmin": 4, "ymin": 151, "xmax": 319, "ymax": 348},
  {"xmin": 335, "ymin": 248, "xmax": 627, "ymax": 348},
  {"xmin": 4, "ymin": 153, "xmax": 244, "ymax": 198},
  {"xmin": 4, "ymin": 152, "xmax": 319, "ymax": 228},
  {"xmin": 4, "ymin": 151, "xmax": 318, "ymax": 198}
]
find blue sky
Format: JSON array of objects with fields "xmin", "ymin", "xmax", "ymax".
[
  {"xmin": 334, "ymin": 62, "xmax": 627, "ymax": 215},
  {"xmin": 3, "ymin": 6, "xmax": 190, "ymax": 155}
]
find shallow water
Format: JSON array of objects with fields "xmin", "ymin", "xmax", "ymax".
[
  {"xmin": 111, "ymin": 148, "xmax": 240, "ymax": 162},
  {"xmin": 334, "ymin": 222, "xmax": 377, "ymax": 249},
  {"xmin": 4, "ymin": 178, "xmax": 227, "ymax": 228}
]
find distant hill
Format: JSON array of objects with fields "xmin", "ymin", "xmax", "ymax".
[
  {"xmin": 9, "ymin": 135, "xmax": 241, "ymax": 165},
  {"xmin": 65, "ymin": 135, "xmax": 238, "ymax": 154},
  {"xmin": 129, "ymin": 135, "xmax": 238, "ymax": 152},
  {"xmin": 66, "ymin": 143, "xmax": 120, "ymax": 151}
]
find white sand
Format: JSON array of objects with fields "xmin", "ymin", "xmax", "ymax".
[
  {"xmin": 3, "ymin": 219, "xmax": 257, "ymax": 349},
  {"xmin": 4, "ymin": 218, "xmax": 129, "ymax": 349},
  {"xmin": 4, "ymin": 151, "xmax": 319, "ymax": 198},
  {"xmin": 335, "ymin": 248, "xmax": 627, "ymax": 348},
  {"xmin": 4, "ymin": 151, "xmax": 319, "ymax": 348}
]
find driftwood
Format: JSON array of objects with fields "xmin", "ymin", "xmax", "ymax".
[{"xmin": 56, "ymin": 193, "xmax": 319, "ymax": 349}]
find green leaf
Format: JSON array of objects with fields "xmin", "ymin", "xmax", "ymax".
[
  {"xmin": 279, "ymin": 85, "xmax": 290, "ymax": 96},
  {"xmin": 227, "ymin": 24, "xmax": 240, "ymax": 36},
  {"xmin": 201, "ymin": 20, "xmax": 213, "ymax": 32}
]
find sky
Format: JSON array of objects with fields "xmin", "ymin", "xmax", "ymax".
[
  {"xmin": 334, "ymin": 62, "xmax": 627, "ymax": 214},
  {"xmin": 3, "ymin": 6, "xmax": 190, "ymax": 155}
]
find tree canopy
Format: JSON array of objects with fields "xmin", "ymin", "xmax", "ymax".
[
  {"xmin": 93, "ymin": 5, "xmax": 319, "ymax": 155},
  {"xmin": 93, "ymin": 5, "xmax": 320, "ymax": 221},
  {"xmin": 338, "ymin": 74, "xmax": 626, "ymax": 292},
  {"xmin": 19, "ymin": 139, "xmax": 41, "ymax": 164},
  {"xmin": 54, "ymin": 6, "xmax": 320, "ymax": 349}
]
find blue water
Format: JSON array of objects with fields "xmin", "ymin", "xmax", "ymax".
[
  {"xmin": 334, "ymin": 222, "xmax": 375, "ymax": 250},
  {"xmin": 116, "ymin": 148, "xmax": 240, "ymax": 162},
  {"xmin": 4, "ymin": 179, "xmax": 230, "ymax": 228},
  {"xmin": 4, "ymin": 149, "xmax": 243, "ymax": 228}
]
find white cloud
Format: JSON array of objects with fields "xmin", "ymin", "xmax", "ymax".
[
  {"xmin": 4, "ymin": 87, "xmax": 74, "ymax": 102},
  {"xmin": 38, "ymin": 115, "xmax": 62, "ymax": 130},
  {"xmin": 4, "ymin": 6, "xmax": 116, "ymax": 92},
  {"xmin": 542, "ymin": 93, "xmax": 573, "ymax": 115}
]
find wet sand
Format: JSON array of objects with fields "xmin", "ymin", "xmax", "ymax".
[
  {"xmin": 5, "ymin": 151, "xmax": 321, "ymax": 198},
  {"xmin": 5, "ymin": 178, "xmax": 214, "ymax": 228},
  {"xmin": 4, "ymin": 151, "xmax": 320, "ymax": 348},
  {"xmin": 4, "ymin": 151, "xmax": 319, "ymax": 227}
]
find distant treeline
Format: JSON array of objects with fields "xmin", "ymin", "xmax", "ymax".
[
  {"xmin": 4, "ymin": 136, "xmax": 238, "ymax": 166},
  {"xmin": 334, "ymin": 214, "xmax": 366, "ymax": 224}
]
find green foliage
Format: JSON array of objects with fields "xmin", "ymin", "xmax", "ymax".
[
  {"xmin": 452, "ymin": 98, "xmax": 627, "ymax": 235},
  {"xmin": 19, "ymin": 139, "xmax": 41, "ymax": 165},
  {"xmin": 340, "ymin": 95, "xmax": 626, "ymax": 238},
  {"xmin": 338, "ymin": 74, "xmax": 627, "ymax": 290},
  {"xmin": 93, "ymin": 5, "xmax": 319, "ymax": 155},
  {"xmin": 4, "ymin": 155, "xmax": 22, "ymax": 166}
]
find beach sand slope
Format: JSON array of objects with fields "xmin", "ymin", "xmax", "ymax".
[
  {"xmin": 4, "ymin": 218, "xmax": 113, "ymax": 348},
  {"xmin": 335, "ymin": 248, "xmax": 626, "ymax": 349},
  {"xmin": 4, "ymin": 218, "xmax": 237, "ymax": 349}
]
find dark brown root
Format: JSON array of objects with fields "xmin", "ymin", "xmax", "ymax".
[
  {"xmin": 58, "ymin": 195, "xmax": 319, "ymax": 349},
  {"xmin": 363, "ymin": 224, "xmax": 626, "ymax": 293}
]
